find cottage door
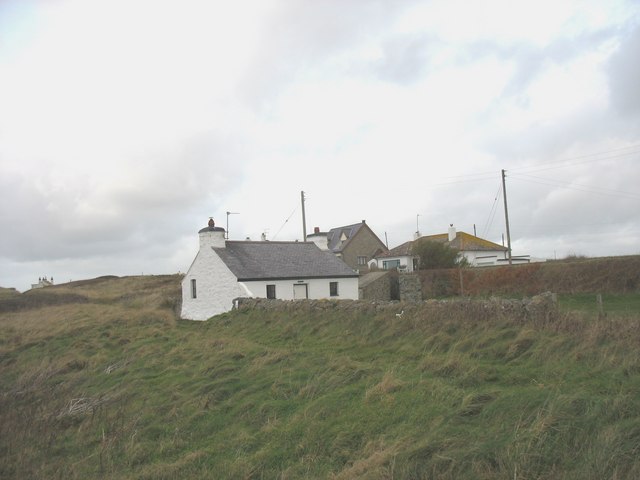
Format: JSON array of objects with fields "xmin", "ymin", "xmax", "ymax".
[{"xmin": 293, "ymin": 283, "xmax": 308, "ymax": 300}]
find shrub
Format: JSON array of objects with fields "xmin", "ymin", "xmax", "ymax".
[{"xmin": 412, "ymin": 240, "xmax": 467, "ymax": 269}]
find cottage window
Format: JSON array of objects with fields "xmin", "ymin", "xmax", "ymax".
[
  {"xmin": 382, "ymin": 260, "xmax": 400, "ymax": 270},
  {"xmin": 330, "ymin": 281, "xmax": 339, "ymax": 297},
  {"xmin": 357, "ymin": 256, "xmax": 368, "ymax": 265},
  {"xmin": 191, "ymin": 279, "xmax": 197, "ymax": 299},
  {"xmin": 266, "ymin": 284, "xmax": 276, "ymax": 299}
]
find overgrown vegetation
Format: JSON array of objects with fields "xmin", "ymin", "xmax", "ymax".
[
  {"xmin": 1, "ymin": 263, "xmax": 639, "ymax": 479},
  {"xmin": 413, "ymin": 240, "xmax": 467, "ymax": 269},
  {"xmin": 420, "ymin": 255, "xmax": 640, "ymax": 298}
]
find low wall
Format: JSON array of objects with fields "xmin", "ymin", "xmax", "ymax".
[
  {"xmin": 399, "ymin": 274, "xmax": 422, "ymax": 302},
  {"xmin": 233, "ymin": 292, "xmax": 559, "ymax": 323},
  {"xmin": 359, "ymin": 272, "xmax": 391, "ymax": 301}
]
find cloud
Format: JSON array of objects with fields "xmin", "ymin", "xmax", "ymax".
[
  {"xmin": 1, "ymin": 0, "xmax": 640, "ymax": 291},
  {"xmin": 0, "ymin": 131, "xmax": 246, "ymax": 262},
  {"xmin": 237, "ymin": 0, "xmax": 422, "ymax": 107},
  {"xmin": 608, "ymin": 20, "xmax": 640, "ymax": 117}
]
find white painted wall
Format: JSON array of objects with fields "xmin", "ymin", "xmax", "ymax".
[
  {"xmin": 180, "ymin": 247, "xmax": 246, "ymax": 321},
  {"xmin": 308, "ymin": 235, "xmax": 329, "ymax": 250},
  {"xmin": 375, "ymin": 250, "xmax": 544, "ymax": 270},
  {"xmin": 241, "ymin": 277, "xmax": 359, "ymax": 300},
  {"xmin": 463, "ymin": 250, "xmax": 507, "ymax": 266}
]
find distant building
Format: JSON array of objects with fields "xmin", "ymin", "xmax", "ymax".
[
  {"xmin": 181, "ymin": 219, "xmax": 360, "ymax": 320},
  {"xmin": 31, "ymin": 276, "xmax": 54, "ymax": 289},
  {"xmin": 373, "ymin": 225, "xmax": 544, "ymax": 271}
]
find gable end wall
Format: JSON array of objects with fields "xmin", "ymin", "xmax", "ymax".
[
  {"xmin": 181, "ymin": 247, "xmax": 246, "ymax": 320},
  {"xmin": 341, "ymin": 226, "xmax": 387, "ymax": 272}
]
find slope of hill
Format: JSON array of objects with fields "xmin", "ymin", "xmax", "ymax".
[
  {"xmin": 1, "ymin": 273, "xmax": 639, "ymax": 479},
  {"xmin": 419, "ymin": 255, "xmax": 640, "ymax": 297}
]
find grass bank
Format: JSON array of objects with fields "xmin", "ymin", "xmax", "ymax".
[{"xmin": 1, "ymin": 275, "xmax": 639, "ymax": 479}]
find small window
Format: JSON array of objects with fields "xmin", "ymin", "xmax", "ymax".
[
  {"xmin": 266, "ymin": 284, "xmax": 276, "ymax": 299},
  {"xmin": 191, "ymin": 279, "xmax": 197, "ymax": 299},
  {"xmin": 330, "ymin": 281, "xmax": 339, "ymax": 297},
  {"xmin": 357, "ymin": 255, "xmax": 368, "ymax": 265}
]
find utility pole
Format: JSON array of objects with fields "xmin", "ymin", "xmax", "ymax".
[
  {"xmin": 226, "ymin": 211, "xmax": 239, "ymax": 240},
  {"xmin": 501, "ymin": 169, "xmax": 513, "ymax": 265},
  {"xmin": 301, "ymin": 191, "xmax": 307, "ymax": 242}
]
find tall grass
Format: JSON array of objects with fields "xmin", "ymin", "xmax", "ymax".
[{"xmin": 1, "ymin": 275, "xmax": 639, "ymax": 479}]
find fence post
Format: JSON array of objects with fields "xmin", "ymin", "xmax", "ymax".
[{"xmin": 596, "ymin": 293, "xmax": 604, "ymax": 319}]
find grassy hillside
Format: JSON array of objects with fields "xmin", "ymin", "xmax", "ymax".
[
  {"xmin": 419, "ymin": 255, "xmax": 640, "ymax": 298},
  {"xmin": 1, "ymin": 274, "xmax": 640, "ymax": 479}
]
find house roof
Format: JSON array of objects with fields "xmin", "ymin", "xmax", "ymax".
[
  {"xmin": 376, "ymin": 240, "xmax": 413, "ymax": 258},
  {"xmin": 326, "ymin": 222, "xmax": 365, "ymax": 252},
  {"xmin": 376, "ymin": 231, "xmax": 506, "ymax": 259},
  {"xmin": 325, "ymin": 221, "xmax": 387, "ymax": 253},
  {"xmin": 420, "ymin": 232, "xmax": 507, "ymax": 252},
  {"xmin": 214, "ymin": 241, "xmax": 359, "ymax": 281}
]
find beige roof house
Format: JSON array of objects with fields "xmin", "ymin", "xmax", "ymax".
[{"xmin": 373, "ymin": 225, "xmax": 539, "ymax": 271}]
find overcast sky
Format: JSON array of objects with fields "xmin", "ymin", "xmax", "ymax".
[{"xmin": 1, "ymin": 0, "xmax": 639, "ymax": 291}]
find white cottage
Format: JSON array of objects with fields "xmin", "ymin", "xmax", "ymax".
[{"xmin": 181, "ymin": 219, "xmax": 360, "ymax": 320}]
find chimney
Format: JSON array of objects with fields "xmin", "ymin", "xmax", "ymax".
[
  {"xmin": 199, "ymin": 218, "xmax": 226, "ymax": 249},
  {"xmin": 448, "ymin": 224, "xmax": 456, "ymax": 242},
  {"xmin": 314, "ymin": 226, "xmax": 320, "ymax": 234}
]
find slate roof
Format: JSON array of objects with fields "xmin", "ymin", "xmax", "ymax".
[
  {"xmin": 214, "ymin": 241, "xmax": 359, "ymax": 281},
  {"xmin": 326, "ymin": 222, "xmax": 365, "ymax": 253}
]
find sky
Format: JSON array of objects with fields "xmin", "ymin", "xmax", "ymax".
[{"xmin": 1, "ymin": 0, "xmax": 639, "ymax": 292}]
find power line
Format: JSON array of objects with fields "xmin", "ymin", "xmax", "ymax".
[
  {"xmin": 481, "ymin": 182, "xmax": 502, "ymax": 239},
  {"xmin": 509, "ymin": 144, "xmax": 640, "ymax": 174},
  {"xmin": 420, "ymin": 144, "xmax": 640, "ymax": 189},
  {"xmin": 429, "ymin": 176, "xmax": 498, "ymax": 187},
  {"xmin": 272, "ymin": 205, "xmax": 298, "ymax": 240},
  {"xmin": 509, "ymin": 173, "xmax": 640, "ymax": 200}
]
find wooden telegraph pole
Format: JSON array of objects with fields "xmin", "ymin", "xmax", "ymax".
[
  {"xmin": 501, "ymin": 169, "xmax": 513, "ymax": 265},
  {"xmin": 301, "ymin": 191, "xmax": 307, "ymax": 242}
]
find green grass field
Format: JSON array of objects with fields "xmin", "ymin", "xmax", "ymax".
[
  {"xmin": 558, "ymin": 293, "xmax": 640, "ymax": 316},
  {"xmin": 1, "ymin": 275, "xmax": 639, "ymax": 479}
]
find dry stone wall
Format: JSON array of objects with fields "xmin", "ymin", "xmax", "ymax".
[
  {"xmin": 399, "ymin": 274, "xmax": 422, "ymax": 302},
  {"xmin": 233, "ymin": 292, "xmax": 559, "ymax": 324}
]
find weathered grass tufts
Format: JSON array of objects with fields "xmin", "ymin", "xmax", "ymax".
[{"xmin": 1, "ymin": 273, "xmax": 640, "ymax": 479}]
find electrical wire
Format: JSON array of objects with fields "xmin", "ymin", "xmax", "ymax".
[
  {"xmin": 481, "ymin": 182, "xmax": 502, "ymax": 239},
  {"xmin": 272, "ymin": 206, "xmax": 298, "ymax": 240},
  {"xmin": 509, "ymin": 143, "xmax": 640, "ymax": 174},
  {"xmin": 509, "ymin": 173, "xmax": 640, "ymax": 200}
]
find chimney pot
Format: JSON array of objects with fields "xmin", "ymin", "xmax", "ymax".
[
  {"xmin": 314, "ymin": 227, "xmax": 320, "ymax": 234},
  {"xmin": 448, "ymin": 224, "xmax": 456, "ymax": 242}
]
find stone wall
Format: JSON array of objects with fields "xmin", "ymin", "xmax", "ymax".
[
  {"xmin": 359, "ymin": 271, "xmax": 392, "ymax": 301},
  {"xmin": 399, "ymin": 274, "xmax": 422, "ymax": 302},
  {"xmin": 233, "ymin": 293, "xmax": 559, "ymax": 324}
]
